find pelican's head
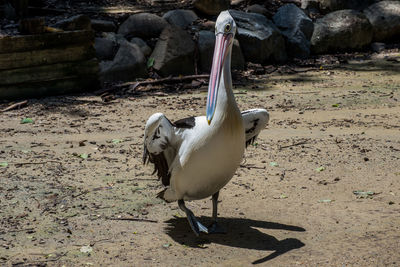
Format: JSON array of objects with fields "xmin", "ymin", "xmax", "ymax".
[{"xmin": 206, "ymin": 11, "xmax": 236, "ymax": 125}]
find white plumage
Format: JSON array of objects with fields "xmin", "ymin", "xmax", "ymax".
[{"xmin": 143, "ymin": 11, "xmax": 269, "ymax": 235}]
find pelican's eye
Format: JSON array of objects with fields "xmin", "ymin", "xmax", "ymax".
[{"xmin": 224, "ymin": 23, "xmax": 231, "ymax": 33}]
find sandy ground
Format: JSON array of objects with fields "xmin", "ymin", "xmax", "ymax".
[{"xmin": 1, "ymin": 57, "xmax": 400, "ymax": 266}]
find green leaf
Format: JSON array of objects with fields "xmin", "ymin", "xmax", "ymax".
[
  {"xmin": 79, "ymin": 153, "xmax": 89, "ymax": 159},
  {"xmin": 269, "ymin": 162, "xmax": 279, "ymax": 167},
  {"xmin": 0, "ymin": 162, "xmax": 8, "ymax": 167},
  {"xmin": 162, "ymin": 243, "xmax": 171, "ymax": 248},
  {"xmin": 353, "ymin": 190, "xmax": 376, "ymax": 198},
  {"xmin": 21, "ymin": 118, "xmax": 34, "ymax": 124},
  {"xmin": 315, "ymin": 166, "xmax": 325, "ymax": 172},
  {"xmin": 147, "ymin": 57, "xmax": 155, "ymax": 68},
  {"xmin": 112, "ymin": 139, "xmax": 123, "ymax": 144},
  {"xmin": 332, "ymin": 104, "xmax": 340, "ymax": 107}
]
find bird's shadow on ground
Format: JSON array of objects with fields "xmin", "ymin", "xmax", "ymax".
[{"xmin": 164, "ymin": 217, "xmax": 305, "ymax": 264}]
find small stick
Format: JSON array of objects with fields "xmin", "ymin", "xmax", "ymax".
[
  {"xmin": 279, "ymin": 140, "xmax": 308, "ymax": 150},
  {"xmin": 116, "ymin": 74, "xmax": 209, "ymax": 88},
  {"xmin": 1, "ymin": 100, "xmax": 28, "ymax": 112},
  {"xmin": 72, "ymin": 190, "xmax": 90, "ymax": 198},
  {"xmin": 284, "ymin": 91, "xmax": 320, "ymax": 95},
  {"xmin": 9, "ymin": 160, "xmax": 62, "ymax": 165},
  {"xmin": 240, "ymin": 164, "xmax": 265, "ymax": 170},
  {"xmin": 107, "ymin": 217, "xmax": 158, "ymax": 223}
]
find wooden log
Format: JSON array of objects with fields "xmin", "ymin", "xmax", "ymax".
[
  {"xmin": 0, "ymin": 76, "xmax": 99, "ymax": 100},
  {"xmin": 0, "ymin": 42, "xmax": 95, "ymax": 70},
  {"xmin": 0, "ymin": 59, "xmax": 98, "ymax": 85},
  {"xmin": 0, "ymin": 30, "xmax": 94, "ymax": 53},
  {"xmin": 19, "ymin": 17, "xmax": 46, "ymax": 34}
]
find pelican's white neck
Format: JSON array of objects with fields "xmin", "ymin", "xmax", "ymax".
[{"xmin": 213, "ymin": 48, "xmax": 239, "ymax": 121}]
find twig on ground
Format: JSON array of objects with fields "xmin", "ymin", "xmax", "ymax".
[
  {"xmin": 8, "ymin": 160, "xmax": 62, "ymax": 165},
  {"xmin": 72, "ymin": 190, "xmax": 90, "ymax": 198},
  {"xmin": 284, "ymin": 91, "xmax": 320, "ymax": 95},
  {"xmin": 107, "ymin": 217, "xmax": 158, "ymax": 223},
  {"xmin": 240, "ymin": 164, "xmax": 265, "ymax": 170},
  {"xmin": 0, "ymin": 228, "xmax": 35, "ymax": 235},
  {"xmin": 117, "ymin": 74, "xmax": 209, "ymax": 89},
  {"xmin": 279, "ymin": 140, "xmax": 308, "ymax": 150},
  {"xmin": 1, "ymin": 100, "xmax": 28, "ymax": 112}
]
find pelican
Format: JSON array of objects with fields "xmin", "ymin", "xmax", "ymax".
[{"xmin": 143, "ymin": 11, "xmax": 269, "ymax": 236}]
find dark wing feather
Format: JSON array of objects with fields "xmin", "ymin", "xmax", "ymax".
[
  {"xmin": 242, "ymin": 109, "xmax": 270, "ymax": 147},
  {"xmin": 173, "ymin": 116, "xmax": 196, "ymax": 129},
  {"xmin": 143, "ymin": 113, "xmax": 178, "ymax": 187}
]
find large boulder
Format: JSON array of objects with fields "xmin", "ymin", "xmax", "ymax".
[
  {"xmin": 311, "ymin": 9, "xmax": 372, "ymax": 54},
  {"xmin": 302, "ymin": 0, "xmax": 376, "ymax": 14},
  {"xmin": 194, "ymin": 0, "xmax": 230, "ymax": 16},
  {"xmin": 364, "ymin": 1, "xmax": 400, "ymax": 42},
  {"xmin": 229, "ymin": 10, "xmax": 287, "ymax": 63},
  {"xmin": 118, "ymin": 13, "xmax": 168, "ymax": 39},
  {"xmin": 162, "ymin": 9, "xmax": 198, "ymax": 29},
  {"xmin": 130, "ymin": 37, "xmax": 152, "ymax": 56},
  {"xmin": 197, "ymin": 30, "xmax": 245, "ymax": 72},
  {"xmin": 150, "ymin": 26, "xmax": 196, "ymax": 76},
  {"xmin": 100, "ymin": 41, "xmax": 147, "ymax": 82},
  {"xmin": 94, "ymin": 37, "xmax": 118, "ymax": 60},
  {"xmin": 273, "ymin": 4, "xmax": 314, "ymax": 59}
]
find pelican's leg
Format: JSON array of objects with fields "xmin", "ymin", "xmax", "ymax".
[
  {"xmin": 178, "ymin": 199, "xmax": 208, "ymax": 236},
  {"xmin": 208, "ymin": 191, "xmax": 226, "ymax": 234}
]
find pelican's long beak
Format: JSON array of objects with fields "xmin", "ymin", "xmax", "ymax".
[{"xmin": 206, "ymin": 33, "xmax": 232, "ymax": 125}]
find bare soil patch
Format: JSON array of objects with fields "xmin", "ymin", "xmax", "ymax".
[{"xmin": 1, "ymin": 56, "xmax": 400, "ymax": 266}]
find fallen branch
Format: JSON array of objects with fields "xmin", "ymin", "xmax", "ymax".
[
  {"xmin": 107, "ymin": 217, "xmax": 158, "ymax": 223},
  {"xmin": 118, "ymin": 74, "xmax": 210, "ymax": 90},
  {"xmin": 1, "ymin": 100, "xmax": 28, "ymax": 112}
]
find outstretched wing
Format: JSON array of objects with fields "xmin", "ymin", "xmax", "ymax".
[
  {"xmin": 143, "ymin": 113, "xmax": 195, "ymax": 186},
  {"xmin": 241, "ymin": 109, "xmax": 270, "ymax": 147},
  {"xmin": 143, "ymin": 113, "xmax": 178, "ymax": 186}
]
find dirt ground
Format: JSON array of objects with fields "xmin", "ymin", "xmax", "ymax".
[{"xmin": 1, "ymin": 55, "xmax": 400, "ymax": 266}]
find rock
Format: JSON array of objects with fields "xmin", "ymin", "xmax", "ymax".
[
  {"xmin": 229, "ymin": 10, "xmax": 287, "ymax": 63},
  {"xmin": 273, "ymin": 4, "xmax": 314, "ymax": 59},
  {"xmin": 274, "ymin": 4, "xmax": 314, "ymax": 39},
  {"xmin": 130, "ymin": 37, "xmax": 152, "ymax": 56},
  {"xmin": 200, "ymin": 20, "xmax": 216, "ymax": 30},
  {"xmin": 197, "ymin": 30, "xmax": 244, "ymax": 72},
  {"xmin": 118, "ymin": 13, "xmax": 168, "ymax": 39},
  {"xmin": 53, "ymin": 15, "xmax": 91, "ymax": 31},
  {"xmin": 194, "ymin": 0, "xmax": 230, "ymax": 16},
  {"xmin": 311, "ymin": 10, "xmax": 372, "ymax": 54},
  {"xmin": 150, "ymin": 26, "xmax": 196, "ymax": 76},
  {"xmin": 100, "ymin": 41, "xmax": 147, "ymax": 82},
  {"xmin": 162, "ymin": 9, "xmax": 198, "ymax": 29},
  {"xmin": 231, "ymin": 0, "xmax": 245, "ymax": 6},
  {"xmin": 94, "ymin": 37, "xmax": 118, "ymax": 60},
  {"xmin": 245, "ymin": 4, "xmax": 269, "ymax": 17},
  {"xmin": 371, "ymin": 42, "xmax": 386, "ymax": 53},
  {"xmin": 102, "ymin": 32, "xmax": 127, "ymax": 45},
  {"xmin": 301, "ymin": 0, "xmax": 321, "ymax": 17},
  {"xmin": 302, "ymin": 0, "xmax": 376, "ymax": 14},
  {"xmin": 364, "ymin": 1, "xmax": 400, "ymax": 42},
  {"xmin": 91, "ymin": 19, "xmax": 117, "ymax": 32}
]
